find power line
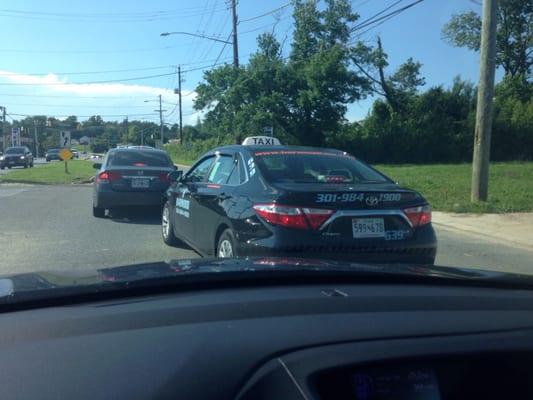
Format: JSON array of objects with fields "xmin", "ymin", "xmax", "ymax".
[
  {"xmin": 0, "ymin": 71, "xmax": 178, "ymax": 86},
  {"xmin": 0, "ymin": 93, "xmax": 168, "ymax": 99},
  {"xmin": 0, "ymin": 56, "xmax": 235, "ymax": 77},
  {"xmin": 350, "ymin": 0, "xmax": 404, "ymax": 32},
  {"xmin": 0, "ymin": 5, "xmax": 219, "ymax": 17},
  {"xmin": 0, "ymin": 6, "xmax": 228, "ymax": 23},
  {"xmin": 0, "ymin": 65, "xmax": 176, "ymax": 77},
  {"xmin": 0, "ymin": 43, "xmax": 199, "ymax": 54},
  {"xmin": 350, "ymin": 0, "xmax": 425, "ymax": 36},
  {"xmin": 212, "ymin": 32, "xmax": 233, "ymax": 67},
  {"xmin": 7, "ymin": 112, "xmax": 158, "ymax": 118},
  {"xmin": 239, "ymin": 3, "xmax": 290, "ymax": 23},
  {"xmin": 3, "ymin": 102, "xmax": 152, "ymax": 108}
]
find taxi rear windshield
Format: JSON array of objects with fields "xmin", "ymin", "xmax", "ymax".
[
  {"xmin": 253, "ymin": 151, "xmax": 389, "ymax": 184},
  {"xmin": 108, "ymin": 151, "xmax": 173, "ymax": 168}
]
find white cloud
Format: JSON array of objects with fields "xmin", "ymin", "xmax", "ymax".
[{"xmin": 0, "ymin": 70, "xmax": 198, "ymax": 122}]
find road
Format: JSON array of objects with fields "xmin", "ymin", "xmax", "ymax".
[
  {"xmin": 0, "ymin": 157, "xmax": 47, "ymax": 175},
  {"xmin": 0, "ymin": 184, "xmax": 531, "ymax": 275}
]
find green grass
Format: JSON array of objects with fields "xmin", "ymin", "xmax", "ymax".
[
  {"xmin": 376, "ymin": 162, "xmax": 533, "ymax": 213},
  {"xmin": 0, "ymin": 160, "xmax": 96, "ymax": 184}
]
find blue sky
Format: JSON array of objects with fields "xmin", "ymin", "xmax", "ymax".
[{"xmin": 0, "ymin": 0, "xmax": 485, "ymax": 125}]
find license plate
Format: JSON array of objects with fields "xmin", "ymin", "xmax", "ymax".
[
  {"xmin": 352, "ymin": 218, "xmax": 385, "ymax": 238},
  {"xmin": 131, "ymin": 178, "xmax": 150, "ymax": 188},
  {"xmin": 8, "ymin": 161, "xmax": 14, "ymax": 165}
]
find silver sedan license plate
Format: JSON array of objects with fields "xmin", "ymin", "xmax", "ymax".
[
  {"xmin": 131, "ymin": 178, "xmax": 150, "ymax": 188},
  {"xmin": 352, "ymin": 218, "xmax": 385, "ymax": 238}
]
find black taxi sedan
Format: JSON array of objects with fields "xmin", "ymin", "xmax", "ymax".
[{"xmin": 162, "ymin": 137, "xmax": 437, "ymax": 264}]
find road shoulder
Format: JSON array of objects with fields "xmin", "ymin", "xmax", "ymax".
[{"xmin": 433, "ymin": 211, "xmax": 533, "ymax": 251}]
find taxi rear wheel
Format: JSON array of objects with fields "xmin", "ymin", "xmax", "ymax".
[
  {"xmin": 217, "ymin": 229, "xmax": 236, "ymax": 258},
  {"xmin": 162, "ymin": 201, "xmax": 178, "ymax": 246}
]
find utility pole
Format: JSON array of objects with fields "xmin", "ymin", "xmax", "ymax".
[
  {"xmin": 178, "ymin": 65, "xmax": 183, "ymax": 143},
  {"xmin": 141, "ymin": 130, "xmax": 144, "ymax": 146},
  {"xmin": 153, "ymin": 95, "xmax": 168, "ymax": 148},
  {"xmin": 471, "ymin": 0, "xmax": 498, "ymax": 202},
  {"xmin": 159, "ymin": 94, "xmax": 163, "ymax": 146},
  {"xmin": 33, "ymin": 119, "xmax": 39, "ymax": 158},
  {"xmin": 231, "ymin": 0, "xmax": 239, "ymax": 67},
  {"xmin": 0, "ymin": 106, "xmax": 5, "ymax": 152},
  {"xmin": 124, "ymin": 116, "xmax": 128, "ymax": 144}
]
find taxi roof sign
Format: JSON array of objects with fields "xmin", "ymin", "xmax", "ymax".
[{"xmin": 242, "ymin": 136, "xmax": 281, "ymax": 146}]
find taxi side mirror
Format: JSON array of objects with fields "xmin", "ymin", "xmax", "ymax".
[
  {"xmin": 93, "ymin": 163, "xmax": 102, "ymax": 170},
  {"xmin": 168, "ymin": 170, "xmax": 183, "ymax": 182}
]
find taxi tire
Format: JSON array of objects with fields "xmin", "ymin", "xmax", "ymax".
[
  {"xmin": 217, "ymin": 229, "xmax": 237, "ymax": 258},
  {"xmin": 93, "ymin": 206, "xmax": 105, "ymax": 218},
  {"xmin": 162, "ymin": 202, "xmax": 178, "ymax": 246}
]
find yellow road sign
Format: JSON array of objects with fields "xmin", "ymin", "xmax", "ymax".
[{"xmin": 59, "ymin": 148, "xmax": 73, "ymax": 161}]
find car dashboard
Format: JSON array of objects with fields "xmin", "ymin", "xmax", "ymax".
[{"xmin": 1, "ymin": 281, "xmax": 533, "ymax": 399}]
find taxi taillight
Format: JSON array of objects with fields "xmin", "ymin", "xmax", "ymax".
[
  {"xmin": 253, "ymin": 204, "xmax": 333, "ymax": 230},
  {"xmin": 403, "ymin": 205, "xmax": 432, "ymax": 227}
]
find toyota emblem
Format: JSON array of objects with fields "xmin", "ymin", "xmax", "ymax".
[{"xmin": 365, "ymin": 196, "xmax": 379, "ymax": 206}]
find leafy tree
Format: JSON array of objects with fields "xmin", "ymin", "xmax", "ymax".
[
  {"xmin": 194, "ymin": 0, "xmax": 372, "ymax": 146},
  {"xmin": 442, "ymin": 0, "xmax": 533, "ymax": 78},
  {"xmin": 351, "ymin": 37, "xmax": 425, "ymax": 113}
]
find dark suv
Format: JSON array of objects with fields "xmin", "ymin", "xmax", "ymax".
[{"xmin": 0, "ymin": 146, "xmax": 34, "ymax": 169}]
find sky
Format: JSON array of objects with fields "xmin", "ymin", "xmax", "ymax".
[{"xmin": 0, "ymin": 0, "xmax": 487, "ymax": 126}]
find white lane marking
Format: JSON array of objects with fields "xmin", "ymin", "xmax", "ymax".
[{"xmin": 0, "ymin": 188, "xmax": 27, "ymax": 198}]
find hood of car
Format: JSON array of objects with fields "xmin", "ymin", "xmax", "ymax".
[{"xmin": 0, "ymin": 257, "xmax": 531, "ymax": 304}]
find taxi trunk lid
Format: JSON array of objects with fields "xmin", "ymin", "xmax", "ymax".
[{"xmin": 266, "ymin": 183, "xmax": 426, "ymax": 238}]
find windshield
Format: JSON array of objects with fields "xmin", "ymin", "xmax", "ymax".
[
  {"xmin": 0, "ymin": 0, "xmax": 531, "ymax": 297},
  {"xmin": 6, "ymin": 148, "xmax": 25, "ymax": 154},
  {"xmin": 254, "ymin": 151, "xmax": 389, "ymax": 184}
]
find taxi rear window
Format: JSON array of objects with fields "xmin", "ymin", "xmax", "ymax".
[{"xmin": 253, "ymin": 151, "xmax": 389, "ymax": 184}]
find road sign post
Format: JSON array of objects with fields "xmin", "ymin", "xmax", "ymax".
[
  {"xmin": 59, "ymin": 148, "xmax": 73, "ymax": 174},
  {"xmin": 11, "ymin": 128, "xmax": 20, "ymax": 147}
]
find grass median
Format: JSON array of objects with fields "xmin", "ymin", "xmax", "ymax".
[
  {"xmin": 170, "ymin": 157, "xmax": 531, "ymax": 213},
  {"xmin": 378, "ymin": 162, "xmax": 533, "ymax": 213},
  {"xmin": 0, "ymin": 160, "xmax": 96, "ymax": 184}
]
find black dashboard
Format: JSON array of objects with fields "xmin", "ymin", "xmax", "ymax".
[{"xmin": 1, "ymin": 281, "xmax": 533, "ymax": 399}]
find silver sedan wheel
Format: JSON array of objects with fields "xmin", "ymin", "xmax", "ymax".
[
  {"xmin": 162, "ymin": 205, "xmax": 171, "ymax": 239},
  {"xmin": 218, "ymin": 239, "xmax": 234, "ymax": 258}
]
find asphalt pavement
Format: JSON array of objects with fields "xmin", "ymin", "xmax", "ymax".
[{"xmin": 0, "ymin": 184, "xmax": 531, "ymax": 275}]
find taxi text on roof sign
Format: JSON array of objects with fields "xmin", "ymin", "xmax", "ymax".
[{"xmin": 242, "ymin": 136, "xmax": 281, "ymax": 146}]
